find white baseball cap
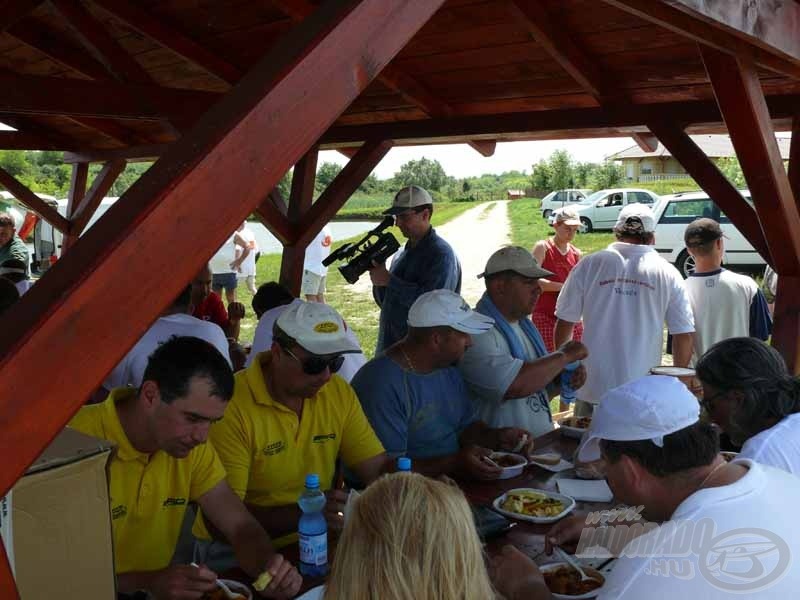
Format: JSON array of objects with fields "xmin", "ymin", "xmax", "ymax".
[
  {"xmin": 554, "ymin": 206, "xmax": 581, "ymax": 226},
  {"xmin": 478, "ymin": 246, "xmax": 554, "ymax": 279},
  {"xmin": 613, "ymin": 203, "xmax": 656, "ymax": 233},
  {"xmin": 407, "ymin": 290, "xmax": 494, "ymax": 334},
  {"xmin": 577, "ymin": 375, "xmax": 700, "ymax": 462},
  {"xmin": 276, "ymin": 301, "xmax": 361, "ymax": 355},
  {"xmin": 383, "ymin": 185, "xmax": 433, "ymax": 215}
]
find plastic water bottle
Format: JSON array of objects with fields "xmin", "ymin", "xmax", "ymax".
[
  {"xmin": 298, "ymin": 473, "xmax": 328, "ymax": 577},
  {"xmin": 560, "ymin": 361, "xmax": 580, "ymax": 404},
  {"xmin": 397, "ymin": 457, "xmax": 412, "ymax": 472}
]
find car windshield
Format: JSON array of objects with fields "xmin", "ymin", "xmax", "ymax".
[{"xmin": 580, "ymin": 191, "xmax": 606, "ymax": 205}]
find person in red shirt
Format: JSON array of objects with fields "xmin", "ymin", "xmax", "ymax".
[{"xmin": 192, "ymin": 263, "xmax": 246, "ymax": 341}]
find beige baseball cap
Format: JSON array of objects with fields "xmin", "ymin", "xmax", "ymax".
[
  {"xmin": 383, "ymin": 185, "xmax": 433, "ymax": 215},
  {"xmin": 554, "ymin": 206, "xmax": 581, "ymax": 226},
  {"xmin": 478, "ymin": 246, "xmax": 554, "ymax": 279}
]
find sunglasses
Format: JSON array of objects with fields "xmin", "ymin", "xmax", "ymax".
[{"xmin": 281, "ymin": 344, "xmax": 344, "ymax": 375}]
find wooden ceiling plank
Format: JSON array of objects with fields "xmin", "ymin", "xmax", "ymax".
[
  {"xmin": 0, "ymin": 166, "xmax": 70, "ymax": 232},
  {"xmin": 272, "ymin": 0, "xmax": 497, "ymax": 157},
  {"xmin": 51, "ymin": 0, "xmax": 152, "ymax": 83},
  {"xmin": 0, "ymin": 2, "xmax": 445, "ymax": 571},
  {"xmin": 66, "ymin": 115, "xmax": 151, "ymax": 145},
  {"xmin": 63, "ymin": 143, "xmax": 167, "ymax": 163},
  {"xmin": 70, "ymin": 158, "xmax": 126, "ymax": 235},
  {"xmin": 0, "ymin": 0, "xmax": 46, "ymax": 33},
  {"xmin": 0, "ymin": 112, "xmax": 81, "ymax": 148},
  {"xmin": 0, "ymin": 130, "xmax": 76, "ymax": 149},
  {"xmin": 95, "ymin": 0, "xmax": 242, "ymax": 85},
  {"xmin": 701, "ymin": 46, "xmax": 800, "ymax": 275}
]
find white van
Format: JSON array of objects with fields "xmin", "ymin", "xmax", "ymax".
[
  {"xmin": 653, "ymin": 190, "xmax": 765, "ymax": 277},
  {"xmin": 34, "ymin": 197, "xmax": 119, "ymax": 272},
  {"xmin": 573, "ymin": 188, "xmax": 660, "ymax": 232}
]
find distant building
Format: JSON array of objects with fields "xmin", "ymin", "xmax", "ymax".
[
  {"xmin": 608, "ymin": 134, "xmax": 791, "ymax": 182},
  {"xmin": 507, "ymin": 189, "xmax": 526, "ymax": 200}
]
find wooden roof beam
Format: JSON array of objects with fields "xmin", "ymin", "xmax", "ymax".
[
  {"xmin": 0, "ymin": 166, "xmax": 69, "ymax": 232},
  {"xmin": 0, "ymin": 131, "xmax": 77, "ymax": 150},
  {"xmin": 702, "ymin": 46, "xmax": 800, "ymax": 275},
  {"xmin": 604, "ymin": 0, "xmax": 800, "ymax": 80},
  {"xmin": 51, "ymin": 0, "xmax": 151, "ymax": 84},
  {"xmin": 280, "ymin": 147, "xmax": 318, "ymax": 294},
  {"xmin": 95, "ymin": 0, "xmax": 242, "ymax": 85},
  {"xmin": 254, "ymin": 189, "xmax": 293, "ymax": 245},
  {"xmin": 0, "ymin": 5, "xmax": 444, "ymax": 571},
  {"xmin": 63, "ymin": 143, "xmax": 167, "ymax": 163},
  {"xmin": 70, "ymin": 159, "xmax": 126, "ymax": 235},
  {"xmin": 272, "ymin": 0, "xmax": 496, "ymax": 158},
  {"xmin": 0, "ymin": 0, "xmax": 45, "ymax": 32},
  {"xmin": 65, "ymin": 116, "xmax": 152, "ymax": 146}
]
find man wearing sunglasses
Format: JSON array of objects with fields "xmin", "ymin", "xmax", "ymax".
[{"xmin": 201, "ymin": 301, "xmax": 389, "ymax": 551}]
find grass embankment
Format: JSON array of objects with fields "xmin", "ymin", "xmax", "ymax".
[{"xmin": 237, "ymin": 201, "xmax": 480, "ymax": 356}]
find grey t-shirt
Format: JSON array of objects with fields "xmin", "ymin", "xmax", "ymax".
[{"xmin": 458, "ymin": 322, "xmax": 553, "ymax": 437}]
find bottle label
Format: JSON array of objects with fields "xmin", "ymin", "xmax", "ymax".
[{"xmin": 299, "ymin": 532, "xmax": 328, "ymax": 566}]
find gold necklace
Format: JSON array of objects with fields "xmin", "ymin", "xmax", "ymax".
[
  {"xmin": 399, "ymin": 345, "xmax": 415, "ymax": 372},
  {"xmin": 697, "ymin": 459, "xmax": 727, "ymax": 491}
]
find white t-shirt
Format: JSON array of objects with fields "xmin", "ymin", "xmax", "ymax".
[
  {"xmin": 104, "ymin": 313, "xmax": 231, "ymax": 389},
  {"xmin": 458, "ymin": 322, "xmax": 554, "ymax": 437},
  {"xmin": 245, "ymin": 299, "xmax": 367, "ymax": 382},
  {"xmin": 555, "ymin": 242, "xmax": 694, "ymax": 404},
  {"xmin": 209, "ymin": 234, "xmax": 236, "ymax": 275},
  {"xmin": 739, "ymin": 412, "xmax": 800, "ymax": 476},
  {"xmin": 304, "ymin": 225, "xmax": 333, "ymax": 276},
  {"xmin": 600, "ymin": 460, "xmax": 800, "ymax": 599},
  {"xmin": 236, "ymin": 226, "xmax": 258, "ymax": 278},
  {"xmin": 685, "ymin": 269, "xmax": 759, "ymax": 362}
]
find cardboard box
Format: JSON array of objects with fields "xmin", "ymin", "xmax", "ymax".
[{"xmin": 3, "ymin": 428, "xmax": 116, "ymax": 599}]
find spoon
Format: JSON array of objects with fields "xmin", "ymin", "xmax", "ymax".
[
  {"xmin": 482, "ymin": 454, "xmax": 501, "ymax": 469},
  {"xmin": 553, "ymin": 546, "xmax": 593, "ymax": 582},
  {"xmin": 191, "ymin": 562, "xmax": 240, "ymax": 599}
]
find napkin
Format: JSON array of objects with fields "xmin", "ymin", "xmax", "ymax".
[
  {"xmin": 528, "ymin": 457, "xmax": 574, "ymax": 473},
  {"xmin": 556, "ymin": 478, "xmax": 613, "ymax": 502}
]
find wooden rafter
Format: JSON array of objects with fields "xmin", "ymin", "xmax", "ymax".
[
  {"xmin": 647, "ymin": 119, "xmax": 772, "ymax": 264},
  {"xmin": 0, "ymin": 131, "xmax": 77, "ymax": 150},
  {"xmin": 61, "ymin": 162, "xmax": 88, "ymax": 251},
  {"xmin": 66, "ymin": 116, "xmax": 150, "ymax": 146},
  {"xmin": 254, "ymin": 193, "xmax": 293, "ymax": 245},
  {"xmin": 0, "ymin": 166, "xmax": 69, "ymax": 232},
  {"xmin": 51, "ymin": 0, "xmax": 151, "ymax": 84},
  {"xmin": 508, "ymin": 0, "xmax": 658, "ymax": 154},
  {"xmin": 271, "ymin": 0, "xmax": 496, "ymax": 157},
  {"xmin": 0, "ymin": 9, "xmax": 445, "ymax": 580},
  {"xmin": 295, "ymin": 138, "xmax": 393, "ymax": 249},
  {"xmin": 279, "ymin": 147, "xmax": 318, "ymax": 294},
  {"xmin": 701, "ymin": 46, "xmax": 800, "ymax": 275},
  {"xmin": 70, "ymin": 159, "xmax": 126, "ymax": 235},
  {"xmin": 0, "ymin": 0, "xmax": 45, "ymax": 32},
  {"xmin": 63, "ymin": 144, "xmax": 167, "ymax": 163},
  {"xmin": 95, "ymin": 0, "xmax": 242, "ymax": 85},
  {"xmin": 603, "ymin": 0, "xmax": 800, "ymax": 80}
]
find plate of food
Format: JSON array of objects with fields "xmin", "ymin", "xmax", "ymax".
[
  {"xmin": 492, "ymin": 488, "xmax": 575, "ymax": 523},
  {"xmin": 488, "ymin": 451, "xmax": 528, "ymax": 479},
  {"xmin": 540, "ymin": 562, "xmax": 605, "ymax": 599},
  {"xmin": 558, "ymin": 416, "xmax": 591, "ymax": 439},
  {"xmin": 204, "ymin": 579, "xmax": 252, "ymax": 600}
]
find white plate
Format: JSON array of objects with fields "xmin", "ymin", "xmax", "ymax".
[
  {"xmin": 492, "ymin": 488, "xmax": 576, "ymax": 523},
  {"xmin": 490, "ymin": 451, "xmax": 528, "ymax": 479},
  {"xmin": 540, "ymin": 562, "xmax": 605, "ymax": 599},
  {"xmin": 528, "ymin": 456, "xmax": 574, "ymax": 473},
  {"xmin": 218, "ymin": 579, "xmax": 253, "ymax": 600},
  {"xmin": 558, "ymin": 417, "xmax": 591, "ymax": 439}
]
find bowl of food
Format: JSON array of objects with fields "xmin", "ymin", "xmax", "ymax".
[
  {"xmin": 492, "ymin": 488, "xmax": 575, "ymax": 523},
  {"xmin": 540, "ymin": 562, "xmax": 605, "ymax": 599},
  {"xmin": 489, "ymin": 451, "xmax": 528, "ymax": 479},
  {"xmin": 558, "ymin": 416, "xmax": 591, "ymax": 439},
  {"xmin": 204, "ymin": 580, "xmax": 252, "ymax": 600}
]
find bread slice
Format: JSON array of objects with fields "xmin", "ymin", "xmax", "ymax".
[{"xmin": 529, "ymin": 453, "xmax": 561, "ymax": 466}]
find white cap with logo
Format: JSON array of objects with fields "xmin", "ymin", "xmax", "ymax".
[
  {"xmin": 577, "ymin": 375, "xmax": 700, "ymax": 462},
  {"xmin": 613, "ymin": 203, "xmax": 656, "ymax": 233},
  {"xmin": 383, "ymin": 185, "xmax": 434, "ymax": 215},
  {"xmin": 276, "ymin": 301, "xmax": 361, "ymax": 355},
  {"xmin": 478, "ymin": 246, "xmax": 554, "ymax": 279},
  {"xmin": 407, "ymin": 290, "xmax": 494, "ymax": 334}
]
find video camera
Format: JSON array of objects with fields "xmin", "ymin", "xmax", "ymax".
[{"xmin": 322, "ymin": 216, "xmax": 400, "ymax": 284}]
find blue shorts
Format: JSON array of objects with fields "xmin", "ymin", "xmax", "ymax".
[{"xmin": 212, "ymin": 272, "xmax": 237, "ymax": 290}]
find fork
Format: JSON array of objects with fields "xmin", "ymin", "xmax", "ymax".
[
  {"xmin": 553, "ymin": 546, "xmax": 593, "ymax": 582},
  {"xmin": 190, "ymin": 562, "xmax": 240, "ymax": 599}
]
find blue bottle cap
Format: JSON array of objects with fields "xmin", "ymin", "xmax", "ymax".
[
  {"xmin": 397, "ymin": 457, "xmax": 411, "ymax": 471},
  {"xmin": 305, "ymin": 473, "xmax": 320, "ymax": 488}
]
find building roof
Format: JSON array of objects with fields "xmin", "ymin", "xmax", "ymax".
[{"xmin": 608, "ymin": 135, "xmax": 792, "ymax": 161}]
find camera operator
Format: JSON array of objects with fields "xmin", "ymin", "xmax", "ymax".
[{"xmin": 369, "ymin": 185, "xmax": 462, "ymax": 355}]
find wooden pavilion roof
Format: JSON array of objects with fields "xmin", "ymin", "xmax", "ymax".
[{"xmin": 1, "ymin": 0, "xmax": 799, "ymax": 157}]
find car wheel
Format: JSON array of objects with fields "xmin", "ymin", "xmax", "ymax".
[
  {"xmin": 579, "ymin": 217, "xmax": 592, "ymax": 233},
  {"xmin": 542, "ymin": 209, "xmax": 552, "ymax": 220},
  {"xmin": 676, "ymin": 249, "xmax": 696, "ymax": 278}
]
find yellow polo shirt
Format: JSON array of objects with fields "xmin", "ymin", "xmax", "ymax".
[
  {"xmin": 199, "ymin": 353, "xmax": 384, "ymax": 542},
  {"xmin": 68, "ymin": 389, "xmax": 225, "ymax": 574}
]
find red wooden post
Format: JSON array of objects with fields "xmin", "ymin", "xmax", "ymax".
[
  {"xmin": 279, "ymin": 147, "xmax": 318, "ymax": 296},
  {"xmin": 69, "ymin": 160, "xmax": 126, "ymax": 236},
  {"xmin": 61, "ymin": 162, "xmax": 88, "ymax": 252},
  {"xmin": 254, "ymin": 188, "xmax": 294, "ymax": 245},
  {"xmin": 0, "ymin": 0, "xmax": 445, "ymax": 594}
]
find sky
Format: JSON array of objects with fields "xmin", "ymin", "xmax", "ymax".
[{"xmin": 318, "ymin": 138, "xmax": 637, "ymax": 180}]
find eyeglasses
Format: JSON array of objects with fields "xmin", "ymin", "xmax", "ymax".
[{"xmin": 281, "ymin": 344, "xmax": 344, "ymax": 375}]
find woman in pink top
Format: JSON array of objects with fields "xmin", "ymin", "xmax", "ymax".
[{"xmin": 532, "ymin": 207, "xmax": 584, "ymax": 407}]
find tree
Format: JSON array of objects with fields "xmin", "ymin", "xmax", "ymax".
[
  {"xmin": 573, "ymin": 162, "xmax": 597, "ymax": 188},
  {"xmin": 530, "ymin": 158, "xmax": 551, "ymax": 191},
  {"xmin": 393, "ymin": 157, "xmax": 447, "ymax": 192},
  {"xmin": 549, "ymin": 149, "xmax": 574, "ymax": 190},
  {"xmin": 717, "ymin": 157, "xmax": 745, "ymax": 188},
  {"xmin": 315, "ymin": 161, "xmax": 343, "ymax": 193},
  {"xmin": 590, "ymin": 161, "xmax": 624, "ymax": 189}
]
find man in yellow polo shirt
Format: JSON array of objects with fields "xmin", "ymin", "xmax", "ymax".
[
  {"xmin": 70, "ymin": 336, "xmax": 301, "ymax": 600},
  {"xmin": 206, "ymin": 301, "xmax": 390, "ymax": 546}
]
